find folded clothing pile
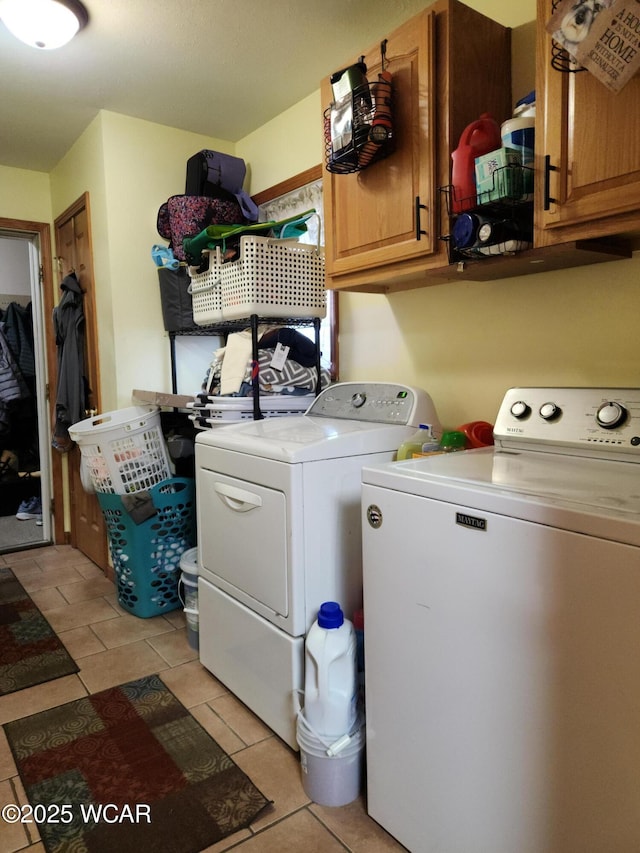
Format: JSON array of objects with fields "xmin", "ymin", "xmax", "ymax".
[{"xmin": 203, "ymin": 326, "xmax": 330, "ymax": 398}]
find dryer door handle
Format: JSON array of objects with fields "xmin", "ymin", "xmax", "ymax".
[{"xmin": 213, "ymin": 482, "xmax": 263, "ymax": 512}]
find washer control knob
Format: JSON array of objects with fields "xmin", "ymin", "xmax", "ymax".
[
  {"xmin": 351, "ymin": 392, "xmax": 367, "ymax": 408},
  {"xmin": 596, "ymin": 401, "xmax": 627, "ymax": 429},
  {"xmin": 510, "ymin": 401, "xmax": 531, "ymax": 419},
  {"xmin": 539, "ymin": 402, "xmax": 561, "ymax": 421}
]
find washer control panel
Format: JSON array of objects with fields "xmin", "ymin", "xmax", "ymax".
[
  {"xmin": 306, "ymin": 381, "xmax": 441, "ymax": 428},
  {"xmin": 495, "ymin": 387, "xmax": 640, "ymax": 459}
]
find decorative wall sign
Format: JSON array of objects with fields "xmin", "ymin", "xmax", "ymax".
[{"xmin": 547, "ymin": 0, "xmax": 640, "ymax": 91}]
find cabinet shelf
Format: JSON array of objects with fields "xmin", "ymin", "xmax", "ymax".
[{"xmin": 425, "ymin": 237, "xmax": 633, "ymax": 284}]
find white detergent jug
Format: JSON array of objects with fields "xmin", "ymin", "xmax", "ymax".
[{"xmin": 304, "ymin": 602, "xmax": 358, "ymax": 738}]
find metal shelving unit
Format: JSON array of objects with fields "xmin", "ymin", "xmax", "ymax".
[{"xmin": 168, "ymin": 315, "xmax": 322, "ymax": 420}]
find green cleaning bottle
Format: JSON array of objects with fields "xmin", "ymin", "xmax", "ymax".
[
  {"xmin": 439, "ymin": 430, "xmax": 467, "ymax": 452},
  {"xmin": 396, "ymin": 424, "xmax": 440, "ymax": 460}
]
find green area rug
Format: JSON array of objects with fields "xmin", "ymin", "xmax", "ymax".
[
  {"xmin": 4, "ymin": 673, "xmax": 272, "ymax": 852},
  {"xmin": 0, "ymin": 566, "xmax": 79, "ymax": 695}
]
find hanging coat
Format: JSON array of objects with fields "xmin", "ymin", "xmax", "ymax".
[
  {"xmin": 0, "ymin": 326, "xmax": 30, "ymax": 441},
  {"xmin": 52, "ymin": 272, "xmax": 87, "ymax": 450}
]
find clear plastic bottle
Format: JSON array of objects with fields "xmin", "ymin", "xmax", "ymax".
[
  {"xmin": 304, "ymin": 602, "xmax": 358, "ymax": 738},
  {"xmin": 397, "ymin": 423, "xmax": 440, "ymax": 460}
]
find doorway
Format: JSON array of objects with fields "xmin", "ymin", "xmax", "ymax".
[
  {"xmin": 0, "ymin": 227, "xmax": 52, "ymax": 552},
  {"xmin": 53, "ymin": 195, "xmax": 109, "ymax": 572}
]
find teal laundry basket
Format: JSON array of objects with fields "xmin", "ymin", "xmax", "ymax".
[{"xmin": 97, "ymin": 477, "xmax": 196, "ymax": 618}]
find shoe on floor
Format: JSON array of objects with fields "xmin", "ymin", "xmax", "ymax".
[{"xmin": 16, "ymin": 496, "xmax": 42, "ymax": 520}]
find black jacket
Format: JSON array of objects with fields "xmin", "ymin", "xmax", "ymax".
[{"xmin": 53, "ymin": 273, "xmax": 86, "ymax": 447}]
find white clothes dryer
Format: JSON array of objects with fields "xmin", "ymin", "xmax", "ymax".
[{"xmin": 195, "ymin": 381, "xmax": 441, "ymax": 747}]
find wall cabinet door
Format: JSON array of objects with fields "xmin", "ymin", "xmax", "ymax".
[
  {"xmin": 322, "ymin": 0, "xmax": 511, "ymax": 293},
  {"xmin": 321, "ymin": 9, "xmax": 437, "ymax": 291},
  {"xmin": 535, "ymin": 0, "xmax": 640, "ymax": 246}
]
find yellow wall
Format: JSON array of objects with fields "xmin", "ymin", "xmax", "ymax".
[
  {"xmin": 338, "ymin": 258, "xmax": 640, "ymax": 429},
  {"xmin": 0, "ymin": 165, "xmax": 52, "ymax": 223},
  {"xmin": 50, "ymin": 111, "xmax": 236, "ymax": 408},
  {"xmin": 237, "ymin": 92, "xmax": 323, "ymax": 195}
]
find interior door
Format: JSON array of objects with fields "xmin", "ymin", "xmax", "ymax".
[{"xmin": 54, "ymin": 194, "xmax": 109, "ymax": 572}]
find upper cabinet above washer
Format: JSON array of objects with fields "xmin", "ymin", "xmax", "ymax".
[
  {"xmin": 320, "ymin": 0, "xmax": 639, "ymax": 292},
  {"xmin": 534, "ymin": 0, "xmax": 640, "ymax": 247},
  {"xmin": 320, "ymin": 0, "xmax": 512, "ymax": 293}
]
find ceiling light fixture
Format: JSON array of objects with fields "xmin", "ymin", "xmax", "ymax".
[{"xmin": 0, "ymin": 0, "xmax": 88, "ymax": 50}]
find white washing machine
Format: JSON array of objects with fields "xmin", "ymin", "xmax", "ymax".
[
  {"xmin": 195, "ymin": 381, "xmax": 441, "ymax": 748},
  {"xmin": 361, "ymin": 387, "xmax": 640, "ymax": 853}
]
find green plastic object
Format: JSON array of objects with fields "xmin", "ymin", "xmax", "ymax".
[
  {"xmin": 182, "ymin": 209, "xmax": 317, "ymax": 261},
  {"xmin": 440, "ymin": 430, "xmax": 467, "ymax": 452}
]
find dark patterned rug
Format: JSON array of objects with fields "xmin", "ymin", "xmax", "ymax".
[
  {"xmin": 4, "ymin": 673, "xmax": 272, "ymax": 853},
  {"xmin": 0, "ymin": 566, "xmax": 79, "ymax": 695}
]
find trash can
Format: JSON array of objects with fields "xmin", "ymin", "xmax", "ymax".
[{"xmin": 180, "ymin": 547, "xmax": 199, "ymax": 650}]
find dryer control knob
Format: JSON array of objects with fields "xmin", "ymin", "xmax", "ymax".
[
  {"xmin": 351, "ymin": 392, "xmax": 367, "ymax": 408},
  {"xmin": 596, "ymin": 401, "xmax": 627, "ymax": 429},
  {"xmin": 510, "ymin": 401, "xmax": 531, "ymax": 419},
  {"xmin": 539, "ymin": 402, "xmax": 561, "ymax": 421}
]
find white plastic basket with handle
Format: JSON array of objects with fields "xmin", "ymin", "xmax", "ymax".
[
  {"xmin": 189, "ymin": 227, "xmax": 326, "ymax": 325},
  {"xmin": 68, "ymin": 406, "xmax": 171, "ymax": 494}
]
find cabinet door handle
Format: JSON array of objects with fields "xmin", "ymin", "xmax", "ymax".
[
  {"xmin": 544, "ymin": 155, "xmax": 558, "ymax": 211},
  {"xmin": 415, "ymin": 196, "xmax": 427, "ymax": 241}
]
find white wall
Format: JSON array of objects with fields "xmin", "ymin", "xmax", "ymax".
[{"xmin": 0, "ymin": 237, "xmax": 30, "ymax": 304}]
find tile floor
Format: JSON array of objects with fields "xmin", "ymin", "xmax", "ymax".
[{"xmin": 0, "ymin": 545, "xmax": 407, "ymax": 853}]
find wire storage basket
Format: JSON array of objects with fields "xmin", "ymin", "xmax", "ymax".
[
  {"xmin": 69, "ymin": 406, "xmax": 172, "ymax": 495},
  {"xmin": 189, "ymin": 236, "xmax": 326, "ymax": 324},
  {"xmin": 324, "ymin": 77, "xmax": 394, "ymax": 174},
  {"xmin": 97, "ymin": 477, "xmax": 195, "ymax": 618}
]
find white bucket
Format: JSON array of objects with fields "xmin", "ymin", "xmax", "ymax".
[
  {"xmin": 179, "ymin": 547, "xmax": 199, "ymax": 650},
  {"xmin": 296, "ymin": 712, "xmax": 365, "ymax": 807}
]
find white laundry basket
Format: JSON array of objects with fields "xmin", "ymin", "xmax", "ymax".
[{"xmin": 69, "ymin": 406, "xmax": 172, "ymax": 494}]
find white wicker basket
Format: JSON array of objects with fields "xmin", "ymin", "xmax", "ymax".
[
  {"xmin": 189, "ymin": 236, "xmax": 326, "ymax": 325},
  {"xmin": 187, "ymin": 266, "xmax": 223, "ymax": 325}
]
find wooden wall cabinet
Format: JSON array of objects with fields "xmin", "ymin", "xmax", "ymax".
[
  {"xmin": 535, "ymin": 0, "xmax": 640, "ymax": 247},
  {"xmin": 321, "ymin": 0, "xmax": 512, "ymax": 293}
]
